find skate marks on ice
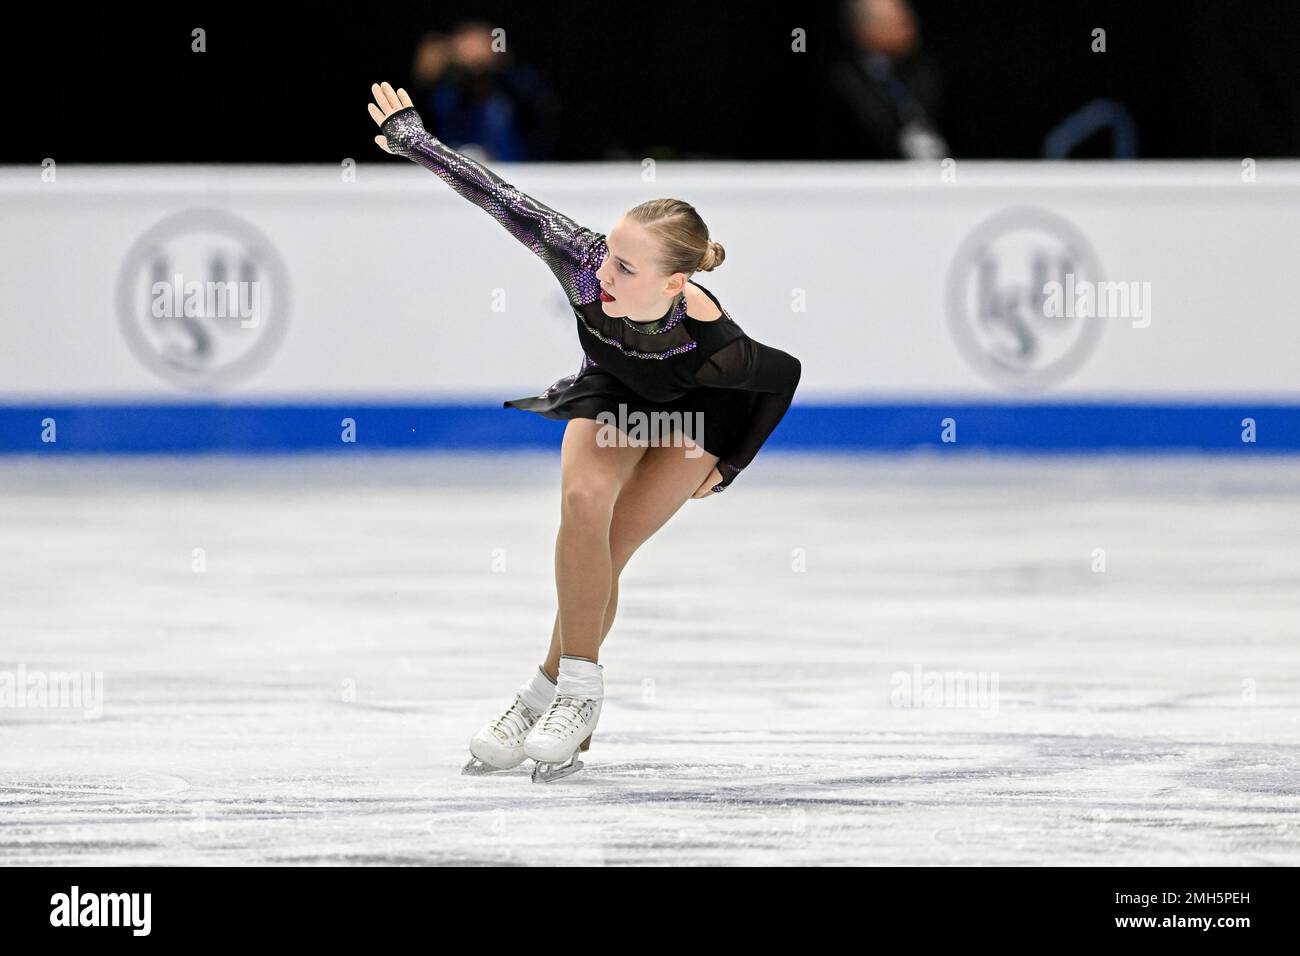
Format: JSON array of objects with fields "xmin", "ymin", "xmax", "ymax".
[
  {"xmin": 1, "ymin": 452, "xmax": 1299, "ymax": 864},
  {"xmin": 2, "ymin": 730, "xmax": 1293, "ymax": 865}
]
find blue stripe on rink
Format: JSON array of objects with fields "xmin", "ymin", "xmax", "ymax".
[{"xmin": 0, "ymin": 402, "xmax": 1297, "ymax": 453}]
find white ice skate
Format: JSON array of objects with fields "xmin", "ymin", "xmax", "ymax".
[
  {"xmin": 524, "ymin": 694, "xmax": 602, "ymax": 783},
  {"xmin": 462, "ymin": 694, "xmax": 544, "ymax": 774}
]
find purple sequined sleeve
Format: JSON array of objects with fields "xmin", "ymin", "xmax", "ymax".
[{"xmin": 380, "ymin": 106, "xmax": 604, "ymax": 306}]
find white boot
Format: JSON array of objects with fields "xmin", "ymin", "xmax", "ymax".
[
  {"xmin": 462, "ymin": 666, "xmax": 557, "ymax": 774},
  {"xmin": 525, "ymin": 656, "xmax": 604, "ymax": 782}
]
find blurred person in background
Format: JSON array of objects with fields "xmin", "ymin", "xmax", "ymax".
[
  {"xmin": 408, "ymin": 20, "xmax": 560, "ymax": 161},
  {"xmin": 825, "ymin": 0, "xmax": 948, "ymax": 159}
]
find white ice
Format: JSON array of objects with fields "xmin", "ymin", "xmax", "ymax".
[{"xmin": 1, "ymin": 451, "xmax": 1298, "ymax": 865}]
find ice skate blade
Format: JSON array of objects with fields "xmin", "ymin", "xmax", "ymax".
[
  {"xmin": 462, "ymin": 755, "xmax": 517, "ymax": 775},
  {"xmin": 531, "ymin": 755, "xmax": 584, "ymax": 783}
]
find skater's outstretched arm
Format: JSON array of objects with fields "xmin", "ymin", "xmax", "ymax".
[
  {"xmin": 368, "ymin": 82, "xmax": 604, "ymax": 306},
  {"xmin": 693, "ymin": 336, "xmax": 802, "ymax": 493}
]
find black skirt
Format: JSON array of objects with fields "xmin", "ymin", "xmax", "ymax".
[{"xmin": 504, "ymin": 365, "xmax": 759, "ymax": 461}]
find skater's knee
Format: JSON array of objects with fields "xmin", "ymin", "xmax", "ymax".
[{"xmin": 561, "ymin": 481, "xmax": 618, "ymax": 525}]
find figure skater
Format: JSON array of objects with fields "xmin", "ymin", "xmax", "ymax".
[{"xmin": 368, "ymin": 82, "xmax": 802, "ymax": 782}]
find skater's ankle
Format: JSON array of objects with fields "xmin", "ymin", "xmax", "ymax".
[
  {"xmin": 519, "ymin": 664, "xmax": 559, "ymax": 714},
  {"xmin": 556, "ymin": 655, "xmax": 603, "ymax": 699}
]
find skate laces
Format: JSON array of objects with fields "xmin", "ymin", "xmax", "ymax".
[
  {"xmin": 538, "ymin": 695, "xmax": 593, "ymax": 738},
  {"xmin": 491, "ymin": 696, "xmax": 538, "ymax": 742}
]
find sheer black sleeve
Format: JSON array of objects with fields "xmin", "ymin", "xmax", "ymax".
[
  {"xmin": 693, "ymin": 336, "xmax": 802, "ymax": 492},
  {"xmin": 379, "ymin": 106, "xmax": 605, "ymax": 306}
]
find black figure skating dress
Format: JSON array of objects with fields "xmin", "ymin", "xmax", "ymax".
[{"xmin": 380, "ymin": 107, "xmax": 802, "ymax": 492}]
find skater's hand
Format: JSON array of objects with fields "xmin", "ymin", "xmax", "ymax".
[
  {"xmin": 367, "ymin": 81, "xmax": 418, "ymax": 154},
  {"xmin": 690, "ymin": 467, "xmax": 723, "ymax": 498}
]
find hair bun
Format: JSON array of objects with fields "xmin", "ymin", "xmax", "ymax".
[{"xmin": 699, "ymin": 239, "xmax": 726, "ymax": 272}]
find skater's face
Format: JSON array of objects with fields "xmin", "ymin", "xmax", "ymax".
[{"xmin": 595, "ymin": 217, "xmax": 689, "ymax": 322}]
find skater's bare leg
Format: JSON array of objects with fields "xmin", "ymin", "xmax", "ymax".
[
  {"xmin": 553, "ymin": 418, "xmax": 647, "ymax": 666},
  {"xmin": 540, "ymin": 582, "xmax": 617, "ymax": 681},
  {"xmin": 543, "ymin": 434, "xmax": 719, "ymax": 671},
  {"xmin": 606, "ymin": 438, "xmax": 721, "ymax": 589}
]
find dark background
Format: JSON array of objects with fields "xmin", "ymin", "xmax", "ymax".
[{"xmin": 5, "ymin": 0, "xmax": 1298, "ymax": 163}]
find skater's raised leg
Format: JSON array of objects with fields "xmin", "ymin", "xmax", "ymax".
[{"xmin": 606, "ymin": 436, "xmax": 721, "ymax": 597}]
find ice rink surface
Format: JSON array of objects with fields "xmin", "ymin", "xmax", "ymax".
[{"xmin": 1, "ymin": 451, "xmax": 1297, "ymax": 866}]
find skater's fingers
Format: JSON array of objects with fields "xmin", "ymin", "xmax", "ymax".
[
  {"xmin": 367, "ymin": 102, "xmax": 386, "ymax": 127},
  {"xmin": 370, "ymin": 82, "xmax": 398, "ymax": 117},
  {"xmin": 397, "ymin": 87, "xmax": 414, "ymax": 109},
  {"xmin": 374, "ymin": 134, "xmax": 392, "ymax": 154},
  {"xmin": 380, "ymin": 81, "xmax": 402, "ymax": 114}
]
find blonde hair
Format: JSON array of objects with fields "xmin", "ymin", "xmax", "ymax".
[{"xmin": 624, "ymin": 198, "xmax": 726, "ymax": 275}]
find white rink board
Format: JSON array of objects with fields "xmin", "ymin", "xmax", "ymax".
[{"xmin": 2, "ymin": 161, "xmax": 1299, "ymax": 402}]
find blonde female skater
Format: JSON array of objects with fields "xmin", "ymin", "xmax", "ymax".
[{"xmin": 368, "ymin": 82, "xmax": 801, "ymax": 782}]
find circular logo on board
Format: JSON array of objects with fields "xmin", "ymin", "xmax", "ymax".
[
  {"xmin": 116, "ymin": 209, "xmax": 291, "ymax": 391},
  {"xmin": 946, "ymin": 207, "xmax": 1104, "ymax": 392}
]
